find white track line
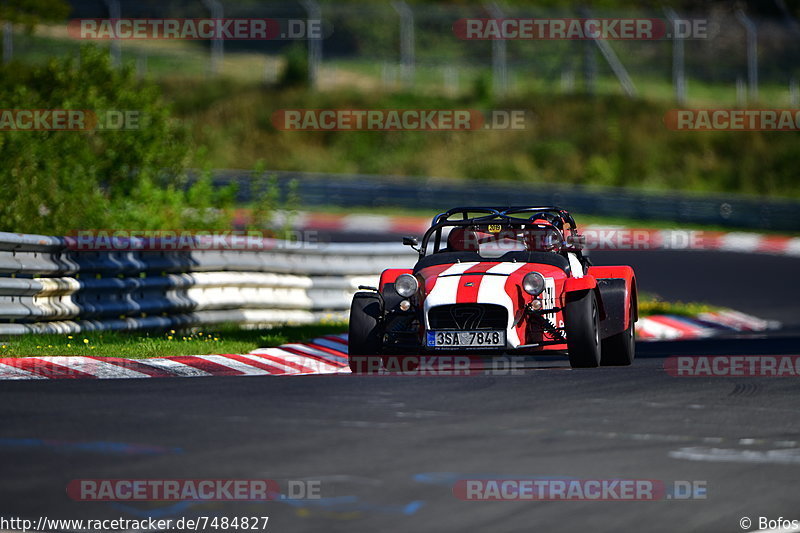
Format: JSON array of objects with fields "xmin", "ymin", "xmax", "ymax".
[
  {"xmin": 190, "ymin": 355, "xmax": 277, "ymax": 376},
  {"xmin": 0, "ymin": 363, "xmax": 47, "ymax": 380},
  {"xmin": 634, "ymin": 317, "xmax": 684, "ymax": 340},
  {"xmin": 281, "ymin": 343, "xmax": 346, "ymax": 362},
  {"xmin": 247, "ymin": 347, "xmax": 342, "ymax": 371},
  {"xmin": 34, "ymin": 356, "xmax": 152, "ymax": 379},
  {"xmin": 233, "ymin": 352, "xmax": 306, "ymax": 374},
  {"xmin": 134, "ymin": 358, "xmax": 212, "ymax": 377}
]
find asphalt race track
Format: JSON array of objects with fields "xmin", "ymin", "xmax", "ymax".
[
  {"xmin": 2, "ymin": 337, "xmax": 800, "ymax": 533},
  {"xmin": 1, "ymin": 248, "xmax": 798, "ymax": 533},
  {"xmin": 590, "ymin": 249, "xmax": 800, "ymax": 328}
]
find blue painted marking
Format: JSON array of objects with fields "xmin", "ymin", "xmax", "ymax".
[
  {"xmin": 111, "ymin": 501, "xmax": 194, "ymax": 518},
  {"xmin": 109, "ymin": 495, "xmax": 424, "ymax": 518},
  {"xmin": 0, "ymin": 438, "xmax": 181, "ymax": 455},
  {"xmin": 413, "ymin": 472, "xmax": 578, "ymax": 485},
  {"xmin": 403, "ymin": 500, "xmax": 425, "ymax": 515}
]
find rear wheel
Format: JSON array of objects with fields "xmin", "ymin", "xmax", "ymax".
[
  {"xmin": 601, "ymin": 298, "xmax": 635, "ymax": 366},
  {"xmin": 564, "ymin": 290, "xmax": 601, "ymax": 368},
  {"xmin": 348, "ymin": 293, "xmax": 384, "ymax": 373}
]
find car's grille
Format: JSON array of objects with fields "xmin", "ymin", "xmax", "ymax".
[{"xmin": 428, "ymin": 304, "xmax": 508, "ymax": 330}]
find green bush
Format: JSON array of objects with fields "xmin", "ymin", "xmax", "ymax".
[
  {"xmin": 0, "ymin": 46, "xmax": 236, "ymax": 234},
  {"xmin": 248, "ymin": 162, "xmax": 301, "ymax": 239},
  {"xmin": 279, "ymin": 44, "xmax": 309, "ymax": 89}
]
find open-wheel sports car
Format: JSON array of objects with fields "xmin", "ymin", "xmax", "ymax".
[{"xmin": 348, "ymin": 206, "xmax": 637, "ymax": 371}]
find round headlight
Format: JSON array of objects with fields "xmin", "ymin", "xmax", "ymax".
[
  {"xmin": 395, "ymin": 274, "xmax": 419, "ymax": 297},
  {"xmin": 523, "ymin": 272, "xmax": 545, "ymax": 296}
]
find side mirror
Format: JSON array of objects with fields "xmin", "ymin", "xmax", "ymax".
[{"xmin": 402, "ymin": 236, "xmax": 420, "ymax": 251}]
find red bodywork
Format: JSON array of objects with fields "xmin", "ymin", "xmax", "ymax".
[{"xmin": 379, "ymin": 260, "xmax": 637, "ymax": 352}]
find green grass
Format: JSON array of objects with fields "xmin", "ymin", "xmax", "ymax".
[
  {"xmin": 637, "ymin": 293, "xmax": 718, "ymax": 318},
  {"xmin": 13, "ymin": 28, "xmax": 280, "ymax": 82},
  {"xmin": 0, "ymin": 323, "xmax": 347, "ymax": 359},
  {"xmin": 161, "ymin": 80, "xmax": 800, "ymax": 199},
  {"xmin": 0, "ymin": 294, "xmax": 720, "ymax": 360},
  {"xmin": 17, "ymin": 27, "xmax": 796, "ymax": 106},
  {"xmin": 12, "ymin": 26, "xmax": 800, "ymax": 200},
  {"xmin": 320, "ymin": 57, "xmax": 799, "ymax": 106}
]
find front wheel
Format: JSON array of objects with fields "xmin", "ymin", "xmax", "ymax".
[
  {"xmin": 348, "ymin": 293, "xmax": 384, "ymax": 373},
  {"xmin": 564, "ymin": 290, "xmax": 601, "ymax": 368}
]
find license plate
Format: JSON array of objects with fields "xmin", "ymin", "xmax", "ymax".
[{"xmin": 427, "ymin": 330, "xmax": 506, "ymax": 348}]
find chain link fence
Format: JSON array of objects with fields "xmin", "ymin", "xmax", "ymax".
[{"xmin": 5, "ymin": 2, "xmax": 800, "ymax": 103}]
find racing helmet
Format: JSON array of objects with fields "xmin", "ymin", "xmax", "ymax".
[
  {"xmin": 530, "ymin": 212, "xmax": 564, "ymax": 232},
  {"xmin": 523, "ymin": 223, "xmax": 564, "ymax": 253}
]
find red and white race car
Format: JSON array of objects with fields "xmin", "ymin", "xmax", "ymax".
[{"xmin": 348, "ymin": 206, "xmax": 638, "ymax": 371}]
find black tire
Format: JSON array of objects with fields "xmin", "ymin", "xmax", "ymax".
[
  {"xmin": 348, "ymin": 293, "xmax": 384, "ymax": 373},
  {"xmin": 564, "ymin": 289, "xmax": 601, "ymax": 368},
  {"xmin": 601, "ymin": 298, "xmax": 635, "ymax": 366}
]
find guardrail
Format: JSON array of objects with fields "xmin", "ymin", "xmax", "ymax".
[
  {"xmin": 0, "ymin": 232, "xmax": 416, "ymax": 335},
  {"xmin": 3, "ymin": 221, "xmax": 797, "ymax": 336},
  {"xmin": 211, "ymin": 170, "xmax": 800, "ymax": 232}
]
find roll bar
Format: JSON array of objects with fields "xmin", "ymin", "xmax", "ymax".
[{"xmin": 418, "ymin": 206, "xmax": 581, "ymax": 258}]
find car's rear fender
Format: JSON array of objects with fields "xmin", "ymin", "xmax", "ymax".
[{"xmin": 586, "ymin": 266, "xmax": 638, "ymax": 334}]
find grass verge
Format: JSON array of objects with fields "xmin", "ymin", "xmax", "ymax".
[
  {"xmin": 0, "ymin": 295, "xmax": 718, "ymax": 359},
  {"xmin": 0, "ymin": 323, "xmax": 347, "ymax": 359},
  {"xmin": 163, "ymin": 80, "xmax": 800, "ymax": 199},
  {"xmin": 637, "ymin": 293, "xmax": 719, "ymax": 318}
]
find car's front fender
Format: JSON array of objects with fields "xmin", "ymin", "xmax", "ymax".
[{"xmin": 379, "ymin": 268, "xmax": 414, "ymax": 292}]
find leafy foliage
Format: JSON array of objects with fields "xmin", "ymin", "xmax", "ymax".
[
  {"xmin": 0, "ymin": 46, "xmax": 236, "ymax": 234},
  {"xmin": 278, "ymin": 44, "xmax": 309, "ymax": 89},
  {"xmin": 248, "ymin": 162, "xmax": 301, "ymax": 238},
  {"xmin": 0, "ymin": 0, "xmax": 70, "ymax": 30},
  {"xmin": 169, "ymin": 81, "xmax": 800, "ymax": 198}
]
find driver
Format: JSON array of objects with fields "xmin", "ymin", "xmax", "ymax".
[
  {"xmin": 530, "ymin": 212, "xmax": 564, "ymax": 232},
  {"xmin": 527, "ymin": 212, "xmax": 587, "ymax": 277},
  {"xmin": 525, "ymin": 213, "xmax": 565, "ymax": 253},
  {"xmin": 524, "ymin": 225, "xmax": 563, "ymax": 253}
]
